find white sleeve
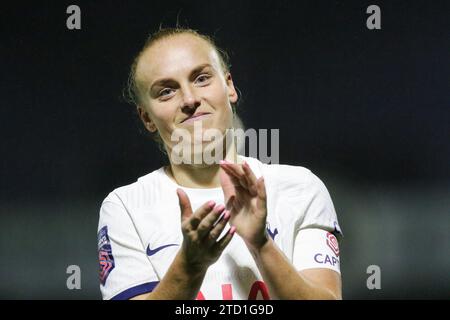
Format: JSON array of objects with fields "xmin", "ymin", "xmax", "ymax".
[
  {"xmin": 297, "ymin": 171, "xmax": 343, "ymax": 237},
  {"xmin": 292, "ymin": 228, "xmax": 341, "ymax": 274},
  {"xmin": 292, "ymin": 171, "xmax": 342, "ymax": 273},
  {"xmin": 98, "ymin": 194, "xmax": 159, "ymax": 300}
]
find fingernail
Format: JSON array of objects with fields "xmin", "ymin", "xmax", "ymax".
[
  {"xmin": 224, "ymin": 210, "xmax": 230, "ymax": 219},
  {"xmin": 229, "ymin": 226, "xmax": 236, "ymax": 234},
  {"xmin": 215, "ymin": 204, "xmax": 225, "ymax": 212},
  {"xmin": 208, "ymin": 200, "xmax": 216, "ymax": 208}
]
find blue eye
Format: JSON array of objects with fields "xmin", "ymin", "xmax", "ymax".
[
  {"xmin": 159, "ymin": 88, "xmax": 174, "ymax": 97},
  {"xmin": 196, "ymin": 74, "xmax": 210, "ymax": 83}
]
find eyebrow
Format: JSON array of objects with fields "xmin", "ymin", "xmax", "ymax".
[{"xmin": 149, "ymin": 63, "xmax": 213, "ymax": 91}]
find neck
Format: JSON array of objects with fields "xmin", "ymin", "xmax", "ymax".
[{"xmin": 165, "ymin": 140, "xmax": 241, "ymax": 189}]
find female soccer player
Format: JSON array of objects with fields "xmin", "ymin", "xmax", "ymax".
[{"xmin": 97, "ymin": 28, "xmax": 343, "ymax": 300}]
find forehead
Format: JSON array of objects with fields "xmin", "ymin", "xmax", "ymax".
[{"xmin": 136, "ymin": 34, "xmax": 221, "ymax": 85}]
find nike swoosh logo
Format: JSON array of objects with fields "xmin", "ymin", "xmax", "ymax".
[{"xmin": 146, "ymin": 243, "xmax": 179, "ymax": 256}]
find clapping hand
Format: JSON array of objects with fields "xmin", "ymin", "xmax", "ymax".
[{"xmin": 219, "ymin": 160, "xmax": 269, "ymax": 250}]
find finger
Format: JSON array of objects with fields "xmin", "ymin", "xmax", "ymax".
[
  {"xmin": 242, "ymin": 161, "xmax": 258, "ymax": 196},
  {"xmin": 221, "ymin": 164, "xmax": 248, "ymax": 189},
  {"xmin": 177, "ymin": 188, "xmax": 193, "ymax": 223},
  {"xmin": 213, "ymin": 225, "xmax": 237, "ymax": 253},
  {"xmin": 206, "ymin": 210, "xmax": 231, "ymax": 246},
  {"xmin": 223, "ymin": 167, "xmax": 247, "ymax": 188},
  {"xmin": 189, "ymin": 199, "xmax": 217, "ymax": 230},
  {"xmin": 219, "ymin": 166, "xmax": 242, "ymax": 204},
  {"xmin": 197, "ymin": 204, "xmax": 226, "ymax": 239},
  {"xmin": 219, "ymin": 161, "xmax": 243, "ymax": 176},
  {"xmin": 220, "ymin": 170, "xmax": 245, "ymax": 210},
  {"xmin": 220, "ymin": 166, "xmax": 234, "ymax": 194},
  {"xmin": 220, "ymin": 159, "xmax": 245, "ymax": 174},
  {"xmin": 226, "ymin": 163, "xmax": 252, "ymax": 192},
  {"xmin": 256, "ymin": 177, "xmax": 267, "ymax": 213},
  {"xmin": 219, "ymin": 160, "xmax": 245, "ymax": 178}
]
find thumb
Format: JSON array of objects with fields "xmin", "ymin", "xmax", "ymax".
[{"xmin": 176, "ymin": 188, "xmax": 193, "ymax": 222}]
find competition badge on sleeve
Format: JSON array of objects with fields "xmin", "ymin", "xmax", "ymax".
[
  {"xmin": 326, "ymin": 232, "xmax": 340, "ymax": 257},
  {"xmin": 98, "ymin": 226, "xmax": 115, "ymax": 285}
]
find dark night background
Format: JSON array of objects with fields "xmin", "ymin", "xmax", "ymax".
[{"xmin": 0, "ymin": 1, "xmax": 449, "ymax": 299}]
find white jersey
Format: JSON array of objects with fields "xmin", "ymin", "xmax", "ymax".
[{"xmin": 97, "ymin": 155, "xmax": 343, "ymax": 300}]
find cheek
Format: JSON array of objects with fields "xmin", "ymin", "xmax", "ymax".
[
  {"xmin": 148, "ymin": 105, "xmax": 176, "ymax": 133},
  {"xmin": 213, "ymin": 95, "xmax": 234, "ymax": 127},
  {"xmin": 205, "ymin": 83, "xmax": 233, "ymax": 114},
  {"xmin": 211, "ymin": 82, "xmax": 229, "ymax": 103}
]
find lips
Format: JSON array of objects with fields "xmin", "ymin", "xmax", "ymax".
[{"xmin": 181, "ymin": 112, "xmax": 211, "ymax": 123}]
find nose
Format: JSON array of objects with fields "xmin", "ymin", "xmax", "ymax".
[{"xmin": 180, "ymin": 86, "xmax": 201, "ymax": 113}]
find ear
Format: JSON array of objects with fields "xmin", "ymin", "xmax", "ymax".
[
  {"xmin": 225, "ymin": 72, "xmax": 238, "ymax": 104},
  {"xmin": 137, "ymin": 105, "xmax": 157, "ymax": 133}
]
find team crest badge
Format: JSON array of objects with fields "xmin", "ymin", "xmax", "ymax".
[
  {"xmin": 98, "ymin": 226, "xmax": 115, "ymax": 285},
  {"xmin": 326, "ymin": 232, "xmax": 340, "ymax": 257}
]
